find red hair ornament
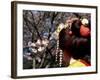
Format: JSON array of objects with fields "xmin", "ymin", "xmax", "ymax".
[{"xmin": 80, "ymin": 25, "xmax": 90, "ymax": 37}]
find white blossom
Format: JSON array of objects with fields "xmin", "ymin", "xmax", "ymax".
[
  {"xmin": 36, "ymin": 39, "xmax": 41, "ymax": 45},
  {"xmin": 38, "ymin": 46, "xmax": 45, "ymax": 52},
  {"xmin": 31, "ymin": 48, "xmax": 37, "ymax": 53},
  {"xmin": 81, "ymin": 18, "xmax": 89, "ymax": 25},
  {"xmin": 31, "ymin": 43, "xmax": 36, "ymax": 47}
]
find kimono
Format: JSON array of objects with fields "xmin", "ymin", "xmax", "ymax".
[{"xmin": 68, "ymin": 58, "xmax": 90, "ymax": 67}]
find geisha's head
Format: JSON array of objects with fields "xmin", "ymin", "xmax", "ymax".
[{"xmin": 59, "ymin": 19, "xmax": 91, "ymax": 66}]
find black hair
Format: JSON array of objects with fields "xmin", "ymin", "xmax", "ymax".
[{"xmin": 71, "ymin": 19, "xmax": 82, "ymax": 37}]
